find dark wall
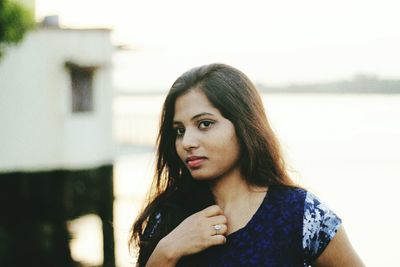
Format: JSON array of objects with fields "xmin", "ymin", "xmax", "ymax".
[{"xmin": 0, "ymin": 165, "xmax": 114, "ymax": 267}]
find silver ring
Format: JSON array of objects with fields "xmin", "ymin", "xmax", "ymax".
[{"xmin": 213, "ymin": 224, "xmax": 222, "ymax": 235}]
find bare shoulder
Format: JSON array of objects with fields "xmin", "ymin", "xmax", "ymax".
[{"xmin": 312, "ymin": 225, "xmax": 365, "ymax": 267}]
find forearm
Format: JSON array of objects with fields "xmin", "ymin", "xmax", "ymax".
[{"xmin": 145, "ymin": 239, "xmax": 180, "ymax": 267}]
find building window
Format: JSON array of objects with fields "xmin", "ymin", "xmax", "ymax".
[{"xmin": 66, "ymin": 62, "xmax": 96, "ymax": 112}]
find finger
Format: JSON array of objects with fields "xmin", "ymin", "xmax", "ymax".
[
  {"xmin": 202, "ymin": 205, "xmax": 223, "ymax": 217},
  {"xmin": 209, "ymin": 223, "xmax": 228, "ymax": 236},
  {"xmin": 208, "ymin": 234, "xmax": 227, "ymax": 246},
  {"xmin": 208, "ymin": 215, "xmax": 227, "ymax": 225}
]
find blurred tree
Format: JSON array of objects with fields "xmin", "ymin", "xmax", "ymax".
[{"xmin": 0, "ymin": 0, "xmax": 34, "ymax": 59}]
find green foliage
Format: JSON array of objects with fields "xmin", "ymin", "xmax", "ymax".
[{"xmin": 0, "ymin": 0, "xmax": 35, "ymax": 58}]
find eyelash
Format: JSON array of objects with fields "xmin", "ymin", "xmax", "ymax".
[
  {"xmin": 175, "ymin": 127, "xmax": 185, "ymax": 137},
  {"xmin": 199, "ymin": 120, "xmax": 214, "ymax": 129},
  {"xmin": 174, "ymin": 120, "xmax": 215, "ymax": 137}
]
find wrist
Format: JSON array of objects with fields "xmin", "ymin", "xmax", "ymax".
[{"xmin": 157, "ymin": 238, "xmax": 181, "ymax": 264}]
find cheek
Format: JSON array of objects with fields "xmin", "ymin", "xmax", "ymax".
[
  {"xmin": 212, "ymin": 132, "xmax": 241, "ymax": 161},
  {"xmin": 225, "ymin": 132, "xmax": 241, "ymax": 160}
]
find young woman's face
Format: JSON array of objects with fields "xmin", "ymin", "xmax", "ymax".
[{"xmin": 173, "ymin": 89, "xmax": 241, "ymax": 181}]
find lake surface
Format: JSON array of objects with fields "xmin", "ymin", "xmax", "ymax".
[{"xmin": 71, "ymin": 93, "xmax": 400, "ymax": 266}]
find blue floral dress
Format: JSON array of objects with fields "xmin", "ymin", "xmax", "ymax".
[{"xmin": 144, "ymin": 185, "xmax": 342, "ymax": 266}]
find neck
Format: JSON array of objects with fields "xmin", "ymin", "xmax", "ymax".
[{"xmin": 209, "ymin": 168, "xmax": 267, "ymax": 212}]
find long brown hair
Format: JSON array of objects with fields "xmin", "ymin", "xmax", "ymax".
[{"xmin": 130, "ymin": 63, "xmax": 295, "ymax": 265}]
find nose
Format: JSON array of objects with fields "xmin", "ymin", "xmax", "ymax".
[{"xmin": 181, "ymin": 129, "xmax": 199, "ymax": 151}]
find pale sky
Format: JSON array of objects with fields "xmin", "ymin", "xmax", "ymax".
[{"xmin": 36, "ymin": 0, "xmax": 400, "ymax": 91}]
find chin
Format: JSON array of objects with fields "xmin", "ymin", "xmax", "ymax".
[{"xmin": 190, "ymin": 171, "xmax": 216, "ymax": 181}]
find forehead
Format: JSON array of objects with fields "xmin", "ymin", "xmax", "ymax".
[{"xmin": 173, "ymin": 89, "xmax": 221, "ymax": 121}]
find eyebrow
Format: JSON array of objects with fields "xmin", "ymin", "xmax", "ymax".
[{"xmin": 173, "ymin": 112, "xmax": 215, "ymax": 125}]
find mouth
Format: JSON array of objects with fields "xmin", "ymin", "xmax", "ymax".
[{"xmin": 185, "ymin": 156, "xmax": 207, "ymax": 168}]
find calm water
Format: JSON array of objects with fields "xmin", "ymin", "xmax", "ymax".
[{"xmin": 71, "ymin": 93, "xmax": 400, "ymax": 266}]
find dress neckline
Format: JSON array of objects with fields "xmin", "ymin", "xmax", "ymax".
[{"xmin": 226, "ymin": 186, "xmax": 273, "ymax": 239}]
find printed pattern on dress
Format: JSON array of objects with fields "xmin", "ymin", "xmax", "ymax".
[
  {"xmin": 303, "ymin": 191, "xmax": 342, "ymax": 264},
  {"xmin": 142, "ymin": 211, "xmax": 162, "ymax": 240}
]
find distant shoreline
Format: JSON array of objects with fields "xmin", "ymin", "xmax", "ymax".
[
  {"xmin": 258, "ymin": 89, "xmax": 400, "ymax": 94},
  {"xmin": 257, "ymin": 75, "xmax": 400, "ymax": 94},
  {"xmin": 115, "ymin": 75, "xmax": 400, "ymax": 95},
  {"xmin": 115, "ymin": 90, "xmax": 400, "ymax": 96}
]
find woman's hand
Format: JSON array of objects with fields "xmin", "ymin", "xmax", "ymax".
[{"xmin": 146, "ymin": 205, "xmax": 227, "ymax": 266}]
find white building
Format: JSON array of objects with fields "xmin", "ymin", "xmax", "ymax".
[
  {"xmin": 0, "ymin": 27, "xmax": 113, "ymax": 171},
  {"xmin": 0, "ymin": 3, "xmax": 115, "ymax": 266}
]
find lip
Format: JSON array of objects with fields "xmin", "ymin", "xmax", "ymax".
[{"xmin": 186, "ymin": 156, "xmax": 207, "ymax": 168}]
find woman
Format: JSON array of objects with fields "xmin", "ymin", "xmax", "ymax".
[{"xmin": 130, "ymin": 63, "xmax": 364, "ymax": 266}]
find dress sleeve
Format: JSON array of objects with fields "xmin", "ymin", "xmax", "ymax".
[
  {"xmin": 137, "ymin": 211, "xmax": 163, "ymax": 267},
  {"xmin": 302, "ymin": 191, "xmax": 342, "ymax": 263},
  {"xmin": 142, "ymin": 211, "xmax": 162, "ymax": 240}
]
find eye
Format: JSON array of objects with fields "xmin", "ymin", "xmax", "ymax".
[
  {"xmin": 174, "ymin": 127, "xmax": 185, "ymax": 137},
  {"xmin": 198, "ymin": 120, "xmax": 214, "ymax": 129}
]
